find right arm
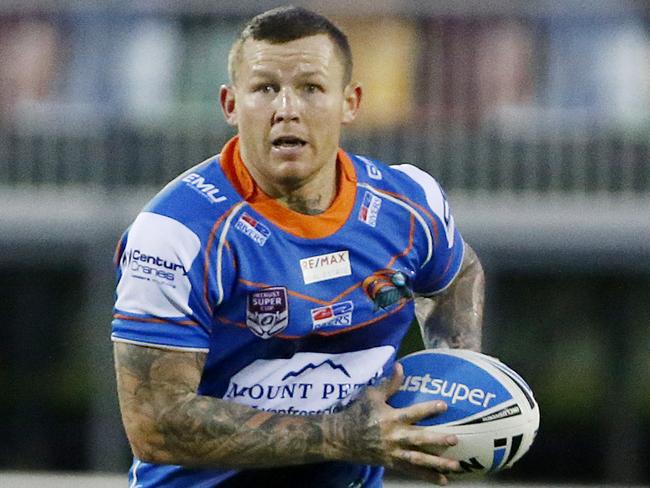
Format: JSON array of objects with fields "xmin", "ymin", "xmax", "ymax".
[{"xmin": 114, "ymin": 342, "xmax": 461, "ymax": 484}]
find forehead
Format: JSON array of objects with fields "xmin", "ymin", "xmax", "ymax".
[{"xmin": 237, "ymin": 34, "xmax": 344, "ymax": 80}]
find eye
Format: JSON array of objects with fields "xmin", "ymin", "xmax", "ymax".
[
  {"xmin": 254, "ymin": 83, "xmax": 277, "ymax": 94},
  {"xmin": 304, "ymin": 83, "xmax": 323, "ymax": 94}
]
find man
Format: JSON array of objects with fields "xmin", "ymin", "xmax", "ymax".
[{"xmin": 112, "ymin": 6, "xmax": 484, "ymax": 487}]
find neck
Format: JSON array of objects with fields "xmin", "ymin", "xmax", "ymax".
[
  {"xmin": 235, "ymin": 139, "xmax": 340, "ymax": 215},
  {"xmin": 281, "ymin": 192, "xmax": 328, "ymax": 215},
  {"xmin": 276, "ymin": 166, "xmax": 338, "ymax": 214},
  {"xmin": 246, "ymin": 161, "xmax": 339, "ymax": 216}
]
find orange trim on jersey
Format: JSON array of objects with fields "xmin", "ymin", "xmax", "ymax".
[
  {"xmin": 113, "ymin": 313, "xmax": 198, "ymax": 327},
  {"xmin": 238, "ymin": 278, "xmax": 330, "ymax": 306},
  {"xmin": 386, "ymin": 213, "xmax": 415, "ymax": 269},
  {"xmin": 327, "ymin": 281, "xmax": 364, "ymax": 306},
  {"xmin": 233, "ymin": 215, "xmax": 415, "ymax": 307},
  {"xmin": 380, "ymin": 188, "xmax": 440, "ymax": 242},
  {"xmin": 113, "ymin": 235, "xmax": 126, "ymax": 266},
  {"xmin": 220, "ymin": 136, "xmax": 357, "ymax": 239},
  {"xmin": 216, "ymin": 314, "xmax": 247, "ymax": 330},
  {"xmin": 312, "ymin": 300, "xmax": 409, "ymax": 337},
  {"xmin": 217, "ymin": 299, "xmax": 409, "ymax": 339},
  {"xmin": 224, "ymin": 240, "xmax": 238, "ymax": 271},
  {"xmin": 239, "ymin": 278, "xmax": 366, "ymax": 307},
  {"xmin": 203, "ymin": 205, "xmax": 240, "ymax": 313}
]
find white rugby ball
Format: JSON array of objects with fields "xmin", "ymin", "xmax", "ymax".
[{"xmin": 388, "ymin": 348, "xmax": 539, "ymax": 476}]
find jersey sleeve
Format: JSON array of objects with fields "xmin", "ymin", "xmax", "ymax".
[
  {"xmin": 391, "ymin": 164, "xmax": 465, "ymax": 296},
  {"xmin": 111, "ymin": 211, "xmax": 213, "ymax": 352}
]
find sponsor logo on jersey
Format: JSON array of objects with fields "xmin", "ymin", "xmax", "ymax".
[
  {"xmin": 300, "ymin": 250, "xmax": 351, "ymax": 285},
  {"xmin": 120, "ymin": 248, "xmax": 187, "ymax": 285},
  {"xmin": 223, "ymin": 347, "xmax": 394, "ymax": 415},
  {"xmin": 246, "ymin": 286, "xmax": 288, "ymax": 338},
  {"xmin": 283, "ymin": 359, "xmax": 351, "ymax": 380},
  {"xmin": 234, "ymin": 212, "xmax": 271, "ymax": 246},
  {"xmin": 358, "ymin": 191, "xmax": 382, "ymax": 227},
  {"xmin": 310, "ymin": 301, "xmax": 354, "ymax": 329},
  {"xmin": 362, "ymin": 269, "xmax": 413, "ymax": 310},
  {"xmin": 182, "ymin": 172, "xmax": 227, "ymax": 204},
  {"xmin": 358, "ymin": 156, "xmax": 383, "ymax": 180},
  {"xmin": 114, "ymin": 213, "xmax": 199, "ymax": 318}
]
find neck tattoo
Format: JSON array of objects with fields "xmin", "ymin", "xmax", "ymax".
[{"xmin": 285, "ymin": 194, "xmax": 325, "ymax": 215}]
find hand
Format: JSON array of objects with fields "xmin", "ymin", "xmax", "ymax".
[{"xmin": 325, "ymin": 362, "xmax": 462, "ymax": 485}]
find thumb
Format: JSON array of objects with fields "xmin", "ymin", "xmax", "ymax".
[{"xmin": 375, "ymin": 361, "xmax": 405, "ymax": 399}]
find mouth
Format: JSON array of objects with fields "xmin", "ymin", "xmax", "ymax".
[{"xmin": 271, "ymin": 136, "xmax": 307, "ymax": 149}]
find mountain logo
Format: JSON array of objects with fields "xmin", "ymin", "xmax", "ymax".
[{"xmin": 282, "ymin": 360, "xmax": 351, "ymax": 380}]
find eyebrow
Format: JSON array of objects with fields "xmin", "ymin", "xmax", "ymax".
[
  {"xmin": 246, "ymin": 69, "xmax": 276, "ymax": 81},
  {"xmin": 295, "ymin": 70, "xmax": 327, "ymax": 79},
  {"xmin": 248, "ymin": 68, "xmax": 327, "ymax": 79}
]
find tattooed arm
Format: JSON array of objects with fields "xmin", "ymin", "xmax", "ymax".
[
  {"xmin": 114, "ymin": 342, "xmax": 461, "ymax": 483},
  {"xmin": 415, "ymin": 242, "xmax": 485, "ymax": 351}
]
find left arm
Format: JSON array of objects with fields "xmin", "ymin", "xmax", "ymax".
[{"xmin": 415, "ymin": 242, "xmax": 485, "ymax": 351}]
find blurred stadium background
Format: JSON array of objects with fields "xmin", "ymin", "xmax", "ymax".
[{"xmin": 1, "ymin": 0, "xmax": 649, "ymax": 486}]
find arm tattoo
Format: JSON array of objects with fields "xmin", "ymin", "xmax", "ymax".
[
  {"xmin": 322, "ymin": 393, "xmax": 383, "ymax": 466},
  {"xmin": 114, "ymin": 342, "xmax": 332, "ymax": 467},
  {"xmin": 415, "ymin": 243, "xmax": 485, "ymax": 351}
]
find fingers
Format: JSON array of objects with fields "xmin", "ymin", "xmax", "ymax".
[
  {"xmin": 392, "ymin": 448, "xmax": 462, "ymax": 485},
  {"xmin": 373, "ymin": 363, "xmax": 451, "ymax": 425},
  {"xmin": 374, "ymin": 361, "xmax": 404, "ymax": 398},
  {"xmin": 394, "ymin": 448, "xmax": 461, "ymax": 472},
  {"xmin": 396, "ymin": 399, "xmax": 449, "ymax": 424},
  {"xmin": 403, "ymin": 428, "xmax": 458, "ymax": 453},
  {"xmin": 380, "ymin": 361, "xmax": 404, "ymax": 398}
]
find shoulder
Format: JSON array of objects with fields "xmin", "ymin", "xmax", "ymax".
[
  {"xmin": 347, "ymin": 152, "xmax": 448, "ymax": 220},
  {"xmin": 137, "ymin": 155, "xmax": 244, "ymax": 238}
]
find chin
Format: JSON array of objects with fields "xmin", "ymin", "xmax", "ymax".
[
  {"xmin": 274, "ymin": 170, "xmax": 310, "ymax": 189},
  {"xmin": 272, "ymin": 159, "xmax": 311, "ymax": 178}
]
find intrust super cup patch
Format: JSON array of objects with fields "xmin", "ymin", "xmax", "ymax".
[{"xmin": 246, "ymin": 286, "xmax": 288, "ymax": 339}]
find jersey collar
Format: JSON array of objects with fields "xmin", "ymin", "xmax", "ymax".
[{"xmin": 219, "ymin": 136, "xmax": 357, "ymax": 239}]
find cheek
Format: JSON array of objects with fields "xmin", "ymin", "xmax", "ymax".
[
  {"xmin": 238, "ymin": 97, "xmax": 271, "ymax": 124},
  {"xmin": 308, "ymin": 100, "xmax": 344, "ymax": 132},
  {"xmin": 237, "ymin": 107, "xmax": 270, "ymax": 149}
]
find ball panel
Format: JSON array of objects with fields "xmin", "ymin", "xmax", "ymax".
[
  {"xmin": 475, "ymin": 353, "xmax": 537, "ymax": 410},
  {"xmin": 389, "ymin": 348, "xmax": 540, "ymax": 475},
  {"xmin": 432, "ymin": 419, "xmax": 538, "ymax": 473},
  {"xmin": 389, "ymin": 351, "xmax": 514, "ymax": 426}
]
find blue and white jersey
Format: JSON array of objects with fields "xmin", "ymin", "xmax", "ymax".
[{"xmin": 111, "ymin": 137, "xmax": 465, "ymax": 487}]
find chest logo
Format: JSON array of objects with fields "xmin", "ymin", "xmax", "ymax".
[
  {"xmin": 182, "ymin": 173, "xmax": 227, "ymax": 204},
  {"xmin": 311, "ymin": 301, "xmax": 354, "ymax": 330},
  {"xmin": 246, "ymin": 286, "xmax": 288, "ymax": 339},
  {"xmin": 235, "ymin": 212, "xmax": 271, "ymax": 246},
  {"xmin": 300, "ymin": 250, "xmax": 351, "ymax": 285},
  {"xmin": 358, "ymin": 156, "xmax": 383, "ymax": 180},
  {"xmin": 362, "ymin": 269, "xmax": 413, "ymax": 311},
  {"xmin": 359, "ymin": 191, "xmax": 382, "ymax": 227}
]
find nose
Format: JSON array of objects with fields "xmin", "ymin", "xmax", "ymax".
[{"xmin": 272, "ymin": 87, "xmax": 300, "ymax": 124}]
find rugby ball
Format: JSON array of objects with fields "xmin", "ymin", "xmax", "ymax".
[{"xmin": 388, "ymin": 348, "xmax": 539, "ymax": 476}]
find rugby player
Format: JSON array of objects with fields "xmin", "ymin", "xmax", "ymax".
[{"xmin": 112, "ymin": 6, "xmax": 484, "ymax": 487}]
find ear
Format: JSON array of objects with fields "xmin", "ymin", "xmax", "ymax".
[
  {"xmin": 341, "ymin": 82, "xmax": 362, "ymax": 125},
  {"xmin": 219, "ymin": 84, "xmax": 238, "ymax": 127}
]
